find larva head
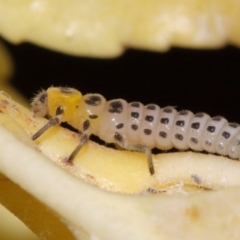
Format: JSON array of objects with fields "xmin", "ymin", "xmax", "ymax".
[
  {"xmin": 31, "ymin": 89, "xmax": 48, "ymax": 117},
  {"xmin": 47, "ymin": 87, "xmax": 82, "ymax": 122}
]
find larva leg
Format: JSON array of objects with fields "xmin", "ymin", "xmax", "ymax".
[
  {"xmin": 128, "ymin": 144, "xmax": 154, "ymax": 175},
  {"xmin": 67, "ymin": 134, "xmax": 88, "ymax": 163},
  {"xmin": 32, "ymin": 106, "xmax": 64, "ymax": 140},
  {"xmin": 32, "ymin": 104, "xmax": 90, "ymax": 164},
  {"xmin": 32, "ymin": 117, "xmax": 61, "ymax": 140},
  {"xmin": 66, "ymin": 119, "xmax": 91, "ymax": 164},
  {"xmin": 114, "ymin": 132, "xmax": 154, "ymax": 175}
]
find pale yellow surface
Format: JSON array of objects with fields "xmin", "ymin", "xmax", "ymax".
[
  {"xmin": 0, "ymin": 0, "xmax": 240, "ymax": 57},
  {"xmin": 0, "ymin": 41, "xmax": 37, "ymax": 240},
  {"xmin": 1, "ymin": 9, "xmax": 240, "ymax": 238},
  {"xmin": 1, "ymin": 92, "xmax": 240, "ymax": 193}
]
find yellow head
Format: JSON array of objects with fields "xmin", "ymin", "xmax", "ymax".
[
  {"xmin": 47, "ymin": 87, "xmax": 82, "ymax": 122},
  {"xmin": 31, "ymin": 87, "xmax": 82, "ymax": 123}
]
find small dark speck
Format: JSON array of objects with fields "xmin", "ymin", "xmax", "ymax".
[
  {"xmin": 0, "ymin": 99, "xmax": 9, "ymax": 107},
  {"xmin": 146, "ymin": 104, "xmax": 156, "ymax": 110},
  {"xmin": 191, "ymin": 174, "xmax": 202, "ymax": 184},
  {"xmin": 62, "ymin": 157, "xmax": 74, "ymax": 166},
  {"xmin": 146, "ymin": 188, "xmax": 167, "ymax": 194}
]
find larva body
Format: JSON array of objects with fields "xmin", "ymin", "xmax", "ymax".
[{"xmin": 32, "ymin": 87, "xmax": 240, "ymax": 174}]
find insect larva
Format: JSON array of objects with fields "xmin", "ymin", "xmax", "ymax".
[{"xmin": 31, "ymin": 87, "xmax": 240, "ymax": 175}]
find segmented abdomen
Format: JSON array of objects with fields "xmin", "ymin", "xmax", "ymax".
[{"xmin": 84, "ymin": 96, "xmax": 240, "ymax": 159}]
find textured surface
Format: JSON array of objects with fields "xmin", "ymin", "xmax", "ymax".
[
  {"xmin": 0, "ymin": 0, "xmax": 240, "ymax": 57},
  {"xmin": 1, "ymin": 90, "xmax": 240, "ymax": 239}
]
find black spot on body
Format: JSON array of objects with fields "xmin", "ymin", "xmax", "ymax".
[
  {"xmin": 179, "ymin": 110, "xmax": 188, "ymax": 115},
  {"xmin": 114, "ymin": 132, "xmax": 124, "ymax": 144},
  {"xmin": 195, "ymin": 113, "xmax": 204, "ymax": 118},
  {"xmin": 146, "ymin": 104, "xmax": 156, "ymax": 110},
  {"xmin": 161, "ymin": 118, "xmax": 169, "ymax": 124},
  {"xmin": 175, "ymin": 133, "xmax": 183, "ymax": 141},
  {"xmin": 145, "ymin": 115, "xmax": 154, "ymax": 122},
  {"xmin": 159, "ymin": 131, "xmax": 167, "ymax": 138},
  {"xmin": 212, "ymin": 116, "xmax": 222, "ymax": 121},
  {"xmin": 83, "ymin": 120, "xmax": 90, "ymax": 131},
  {"xmin": 89, "ymin": 114, "xmax": 98, "ymax": 119},
  {"xmin": 131, "ymin": 112, "xmax": 139, "ymax": 118},
  {"xmin": 163, "ymin": 107, "xmax": 172, "ymax": 113},
  {"xmin": 191, "ymin": 137, "xmax": 198, "ymax": 144},
  {"xmin": 229, "ymin": 123, "xmax": 239, "ymax": 128},
  {"xmin": 176, "ymin": 120, "xmax": 185, "ymax": 127},
  {"xmin": 191, "ymin": 122, "xmax": 200, "ymax": 130},
  {"xmin": 222, "ymin": 131, "xmax": 230, "ymax": 139},
  {"xmin": 207, "ymin": 126, "xmax": 215, "ymax": 133},
  {"xmin": 108, "ymin": 101, "xmax": 123, "ymax": 114},
  {"xmin": 131, "ymin": 102, "xmax": 140, "ymax": 108},
  {"xmin": 56, "ymin": 106, "xmax": 64, "ymax": 115},
  {"xmin": 116, "ymin": 123, "xmax": 124, "ymax": 129},
  {"xmin": 205, "ymin": 140, "xmax": 212, "ymax": 146},
  {"xmin": 144, "ymin": 129, "xmax": 152, "ymax": 135},
  {"xmin": 85, "ymin": 95, "xmax": 102, "ymax": 106},
  {"xmin": 131, "ymin": 124, "xmax": 138, "ymax": 130}
]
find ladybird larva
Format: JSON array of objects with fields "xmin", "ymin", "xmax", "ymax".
[{"xmin": 31, "ymin": 87, "xmax": 240, "ymax": 175}]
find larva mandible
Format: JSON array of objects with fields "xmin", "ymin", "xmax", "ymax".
[{"xmin": 31, "ymin": 86, "xmax": 240, "ymax": 175}]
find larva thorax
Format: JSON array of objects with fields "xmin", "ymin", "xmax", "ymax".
[
  {"xmin": 31, "ymin": 86, "xmax": 240, "ymax": 174},
  {"xmin": 32, "ymin": 87, "xmax": 105, "ymax": 135},
  {"xmin": 31, "ymin": 87, "xmax": 83, "ymax": 122}
]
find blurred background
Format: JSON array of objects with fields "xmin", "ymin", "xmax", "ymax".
[{"xmin": 1, "ymin": 37, "xmax": 240, "ymax": 123}]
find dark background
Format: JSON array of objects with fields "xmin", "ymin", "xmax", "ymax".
[{"xmin": 2, "ymin": 37, "xmax": 240, "ymax": 123}]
